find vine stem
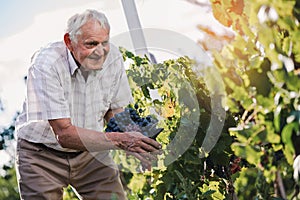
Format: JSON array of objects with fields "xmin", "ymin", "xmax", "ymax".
[
  {"xmin": 245, "ymin": 108, "xmax": 258, "ymax": 125},
  {"xmin": 276, "ymin": 169, "xmax": 287, "ymax": 199}
]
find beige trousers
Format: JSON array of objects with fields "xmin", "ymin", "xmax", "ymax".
[{"xmin": 15, "ymin": 138, "xmax": 126, "ymax": 200}]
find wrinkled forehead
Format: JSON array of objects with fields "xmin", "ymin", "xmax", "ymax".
[{"xmin": 76, "ymin": 19, "xmax": 110, "ymax": 39}]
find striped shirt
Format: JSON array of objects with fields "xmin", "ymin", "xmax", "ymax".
[{"xmin": 15, "ymin": 41, "xmax": 133, "ymax": 152}]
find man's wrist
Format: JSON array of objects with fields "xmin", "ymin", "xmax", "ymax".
[{"xmin": 104, "ymin": 132, "xmax": 121, "ymax": 149}]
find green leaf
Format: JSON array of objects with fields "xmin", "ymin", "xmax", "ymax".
[
  {"xmin": 174, "ymin": 170, "xmax": 185, "ymax": 183},
  {"xmin": 282, "ymin": 122, "xmax": 299, "ymax": 145},
  {"xmin": 282, "ymin": 37, "xmax": 291, "ymax": 55},
  {"xmin": 141, "ymin": 85, "xmax": 150, "ymax": 99},
  {"xmin": 278, "ymin": 16, "xmax": 295, "ymax": 32},
  {"xmin": 281, "ymin": 122, "xmax": 298, "ymax": 164},
  {"xmin": 286, "ymin": 72, "xmax": 300, "ymax": 91},
  {"xmin": 274, "ymin": 105, "xmax": 282, "ymax": 132},
  {"xmin": 202, "ymin": 189, "xmax": 216, "ymax": 197},
  {"xmin": 134, "ymin": 56, "xmax": 143, "ymax": 66},
  {"xmin": 231, "ymin": 142, "xmax": 262, "ymax": 165},
  {"xmin": 265, "ymin": 122, "xmax": 281, "ymax": 144},
  {"xmin": 125, "ymin": 50, "xmax": 134, "ymax": 59},
  {"xmin": 256, "ymin": 95, "xmax": 274, "ymax": 112}
]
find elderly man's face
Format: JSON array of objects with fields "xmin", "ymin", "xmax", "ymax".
[{"xmin": 65, "ymin": 19, "xmax": 110, "ymax": 70}]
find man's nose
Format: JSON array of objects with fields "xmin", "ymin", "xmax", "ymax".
[{"xmin": 94, "ymin": 44, "xmax": 105, "ymax": 55}]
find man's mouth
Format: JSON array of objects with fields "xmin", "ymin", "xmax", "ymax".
[{"xmin": 88, "ymin": 54, "xmax": 102, "ymax": 60}]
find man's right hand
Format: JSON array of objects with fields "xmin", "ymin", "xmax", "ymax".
[
  {"xmin": 105, "ymin": 131, "xmax": 162, "ymax": 171},
  {"xmin": 105, "ymin": 131, "xmax": 162, "ymax": 153}
]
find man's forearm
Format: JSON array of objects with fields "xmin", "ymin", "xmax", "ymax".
[
  {"xmin": 70, "ymin": 126, "xmax": 117, "ymax": 151},
  {"xmin": 49, "ymin": 118, "xmax": 115, "ymax": 151}
]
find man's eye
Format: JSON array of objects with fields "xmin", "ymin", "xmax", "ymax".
[{"xmin": 85, "ymin": 42, "xmax": 98, "ymax": 47}]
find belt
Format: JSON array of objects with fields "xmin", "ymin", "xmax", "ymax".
[{"xmin": 20, "ymin": 138, "xmax": 84, "ymax": 158}]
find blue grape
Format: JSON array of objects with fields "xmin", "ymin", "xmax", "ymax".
[
  {"xmin": 134, "ymin": 104, "xmax": 139, "ymax": 109},
  {"xmin": 105, "ymin": 104, "xmax": 163, "ymax": 140}
]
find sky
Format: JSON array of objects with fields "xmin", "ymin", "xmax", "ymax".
[{"xmin": 0, "ymin": 0, "xmax": 229, "ymax": 129}]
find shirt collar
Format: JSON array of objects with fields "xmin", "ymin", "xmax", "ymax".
[{"xmin": 66, "ymin": 48, "xmax": 79, "ymax": 75}]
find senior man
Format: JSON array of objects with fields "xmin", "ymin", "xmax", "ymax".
[{"xmin": 15, "ymin": 9, "xmax": 161, "ymax": 200}]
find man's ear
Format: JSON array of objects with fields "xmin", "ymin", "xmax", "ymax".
[{"xmin": 64, "ymin": 33, "xmax": 73, "ymax": 51}]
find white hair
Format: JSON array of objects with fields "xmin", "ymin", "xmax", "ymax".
[{"xmin": 66, "ymin": 9, "xmax": 110, "ymax": 42}]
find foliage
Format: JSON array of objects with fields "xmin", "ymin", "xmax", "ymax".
[
  {"xmin": 0, "ymin": 125, "xmax": 15, "ymax": 151},
  {"xmin": 63, "ymin": 186, "xmax": 80, "ymax": 200},
  {"xmin": 0, "ymin": 104, "xmax": 20, "ymax": 200},
  {"xmin": 0, "ymin": 165, "xmax": 19, "ymax": 200},
  {"xmin": 208, "ymin": 0, "xmax": 300, "ymax": 199},
  {"xmin": 118, "ymin": 48, "xmax": 238, "ymax": 199},
  {"xmin": 116, "ymin": 1, "xmax": 300, "ymax": 199}
]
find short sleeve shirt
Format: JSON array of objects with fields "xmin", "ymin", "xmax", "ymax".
[{"xmin": 15, "ymin": 41, "xmax": 133, "ymax": 152}]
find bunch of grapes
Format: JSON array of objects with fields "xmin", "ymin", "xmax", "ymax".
[{"xmin": 105, "ymin": 104, "xmax": 163, "ymax": 140}]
